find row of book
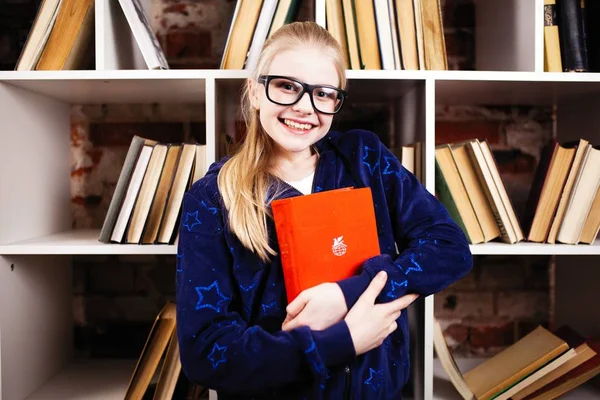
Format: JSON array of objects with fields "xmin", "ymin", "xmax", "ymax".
[
  {"xmin": 523, "ymin": 138, "xmax": 600, "ymax": 244},
  {"xmin": 220, "ymin": 0, "xmax": 447, "ymax": 71},
  {"xmin": 16, "ymin": 0, "xmax": 169, "ymax": 71},
  {"xmin": 544, "ymin": 0, "xmax": 600, "ymax": 72},
  {"xmin": 98, "ymin": 136, "xmax": 206, "ymax": 245},
  {"xmin": 326, "ymin": 0, "xmax": 447, "ymax": 71},
  {"xmin": 435, "ymin": 139, "xmax": 525, "ymax": 245},
  {"xmin": 435, "ymin": 320, "xmax": 600, "ymax": 399},
  {"xmin": 435, "ymin": 138, "xmax": 600, "ymax": 245}
]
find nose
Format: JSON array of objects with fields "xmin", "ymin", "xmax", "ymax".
[{"xmin": 291, "ymin": 92, "xmax": 314, "ymax": 114}]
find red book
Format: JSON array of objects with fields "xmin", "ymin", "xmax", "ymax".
[{"xmin": 271, "ymin": 187, "xmax": 380, "ymax": 302}]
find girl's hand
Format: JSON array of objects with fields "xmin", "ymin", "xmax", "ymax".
[
  {"xmin": 345, "ymin": 271, "xmax": 419, "ymax": 355},
  {"xmin": 281, "ymin": 282, "xmax": 348, "ymax": 331}
]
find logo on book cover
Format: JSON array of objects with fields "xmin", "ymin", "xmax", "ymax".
[{"xmin": 332, "ymin": 236, "xmax": 347, "ymax": 256}]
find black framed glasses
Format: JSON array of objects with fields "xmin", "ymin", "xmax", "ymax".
[{"xmin": 258, "ymin": 75, "xmax": 347, "ymax": 115}]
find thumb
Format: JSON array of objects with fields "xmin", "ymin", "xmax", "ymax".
[{"xmin": 358, "ymin": 271, "xmax": 387, "ymax": 305}]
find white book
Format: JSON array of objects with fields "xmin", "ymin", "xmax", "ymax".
[
  {"xmin": 111, "ymin": 145, "xmax": 154, "ymax": 243},
  {"xmin": 373, "ymin": 0, "xmax": 395, "ymax": 70},
  {"xmin": 117, "ymin": 0, "xmax": 169, "ymax": 70},
  {"xmin": 15, "ymin": 0, "xmax": 63, "ymax": 71},
  {"xmin": 387, "ymin": 0, "xmax": 402, "ymax": 69},
  {"xmin": 245, "ymin": 0, "xmax": 279, "ymax": 72}
]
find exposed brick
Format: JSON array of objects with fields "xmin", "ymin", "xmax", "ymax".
[
  {"xmin": 470, "ymin": 320, "xmax": 515, "ymax": 350},
  {"xmin": 435, "ymin": 121, "xmax": 501, "ymax": 146},
  {"xmin": 497, "ymin": 291, "xmax": 550, "ymax": 320},
  {"xmin": 445, "ymin": 323, "xmax": 469, "ymax": 346},
  {"xmin": 434, "ymin": 291, "xmax": 494, "ymax": 319},
  {"xmin": 163, "ymin": 29, "xmax": 212, "ymax": 59}
]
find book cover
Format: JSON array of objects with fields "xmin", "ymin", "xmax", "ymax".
[{"xmin": 271, "ymin": 187, "xmax": 380, "ymax": 302}]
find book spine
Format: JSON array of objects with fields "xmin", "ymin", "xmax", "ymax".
[
  {"xmin": 544, "ymin": 0, "xmax": 563, "ymax": 72},
  {"xmin": 271, "ymin": 201, "xmax": 298, "ymax": 302},
  {"xmin": 559, "ymin": 0, "xmax": 588, "ymax": 71},
  {"xmin": 434, "ymin": 159, "xmax": 472, "ymax": 244}
]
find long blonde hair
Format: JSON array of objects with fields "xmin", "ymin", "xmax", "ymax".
[{"xmin": 217, "ymin": 21, "xmax": 347, "ymax": 262}]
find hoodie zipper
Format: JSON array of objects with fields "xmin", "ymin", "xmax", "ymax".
[{"xmin": 344, "ymin": 365, "xmax": 351, "ymax": 399}]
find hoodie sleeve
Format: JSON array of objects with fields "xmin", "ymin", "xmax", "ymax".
[
  {"xmin": 337, "ymin": 138, "xmax": 473, "ymax": 308},
  {"xmin": 176, "ymin": 189, "xmax": 356, "ymax": 395}
]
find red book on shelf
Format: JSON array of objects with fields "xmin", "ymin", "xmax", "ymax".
[{"xmin": 271, "ymin": 187, "xmax": 380, "ymax": 302}]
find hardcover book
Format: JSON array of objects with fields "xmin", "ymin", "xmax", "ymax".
[{"xmin": 271, "ymin": 187, "xmax": 380, "ymax": 302}]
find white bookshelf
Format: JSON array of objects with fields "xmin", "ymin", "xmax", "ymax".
[{"xmin": 1, "ymin": 0, "xmax": 599, "ymax": 399}]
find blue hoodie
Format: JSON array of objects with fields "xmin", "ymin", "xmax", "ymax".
[{"xmin": 176, "ymin": 129, "xmax": 472, "ymax": 399}]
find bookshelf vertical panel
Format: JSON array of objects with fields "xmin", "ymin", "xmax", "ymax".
[
  {"xmin": 422, "ymin": 78, "xmax": 436, "ymax": 400},
  {"xmin": 95, "ymin": 0, "xmax": 150, "ymax": 70},
  {"xmin": 205, "ymin": 77, "xmax": 217, "ymax": 168},
  {"xmin": 474, "ymin": 0, "xmax": 536, "ymax": 72},
  {"xmin": 0, "ymin": 256, "xmax": 72, "ymax": 400},
  {"xmin": 0, "ymin": 82, "xmax": 71, "ymax": 245}
]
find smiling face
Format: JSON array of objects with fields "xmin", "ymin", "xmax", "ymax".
[{"xmin": 250, "ymin": 45, "xmax": 341, "ymax": 159}]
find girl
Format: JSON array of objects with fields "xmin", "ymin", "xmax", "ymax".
[{"xmin": 176, "ymin": 21, "xmax": 472, "ymax": 399}]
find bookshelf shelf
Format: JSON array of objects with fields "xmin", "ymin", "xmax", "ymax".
[
  {"xmin": 0, "ymin": 230, "xmax": 176, "ymax": 255},
  {"xmin": 470, "ymin": 240, "xmax": 600, "ymax": 256},
  {"xmin": 0, "ymin": 71, "xmax": 206, "ymax": 104},
  {"xmin": 433, "ymin": 357, "xmax": 600, "ymax": 400},
  {"xmin": 25, "ymin": 359, "xmax": 135, "ymax": 400}
]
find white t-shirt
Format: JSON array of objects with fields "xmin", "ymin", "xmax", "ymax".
[{"xmin": 285, "ymin": 172, "xmax": 315, "ymax": 195}]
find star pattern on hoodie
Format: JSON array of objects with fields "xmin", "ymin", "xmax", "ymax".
[
  {"xmin": 208, "ymin": 342, "xmax": 228, "ymax": 370},
  {"xmin": 364, "ymin": 368, "xmax": 384, "ymax": 392},
  {"xmin": 382, "ymin": 156, "xmax": 405, "ymax": 178},
  {"xmin": 362, "ymin": 146, "xmax": 379, "ymax": 175},
  {"xmin": 386, "ymin": 280, "xmax": 408, "ymax": 299},
  {"xmin": 183, "ymin": 211, "xmax": 201, "ymax": 231},
  {"xmin": 195, "ymin": 280, "xmax": 229, "ymax": 312}
]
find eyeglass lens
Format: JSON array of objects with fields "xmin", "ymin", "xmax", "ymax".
[{"xmin": 267, "ymin": 77, "xmax": 342, "ymax": 114}]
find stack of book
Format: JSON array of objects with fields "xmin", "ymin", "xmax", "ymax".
[
  {"xmin": 434, "ymin": 319, "xmax": 600, "ymax": 400},
  {"xmin": 523, "ymin": 139, "xmax": 600, "ymax": 245},
  {"xmin": 435, "ymin": 139, "xmax": 524, "ymax": 245},
  {"xmin": 326, "ymin": 0, "xmax": 446, "ymax": 70},
  {"xmin": 98, "ymin": 136, "xmax": 206, "ymax": 245}
]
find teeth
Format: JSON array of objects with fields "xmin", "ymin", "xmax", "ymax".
[{"xmin": 284, "ymin": 119, "xmax": 313, "ymax": 131}]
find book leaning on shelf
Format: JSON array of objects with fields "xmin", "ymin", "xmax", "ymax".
[
  {"xmin": 434, "ymin": 319, "xmax": 600, "ymax": 400},
  {"xmin": 271, "ymin": 187, "xmax": 380, "ymax": 302},
  {"xmin": 523, "ymin": 138, "xmax": 600, "ymax": 244},
  {"xmin": 125, "ymin": 302, "xmax": 207, "ymax": 400},
  {"xmin": 435, "ymin": 139, "xmax": 524, "ymax": 245},
  {"xmin": 16, "ymin": 0, "xmax": 168, "ymax": 71},
  {"xmin": 98, "ymin": 135, "xmax": 206, "ymax": 245}
]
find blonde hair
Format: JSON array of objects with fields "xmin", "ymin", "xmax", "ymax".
[{"xmin": 217, "ymin": 21, "xmax": 347, "ymax": 262}]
